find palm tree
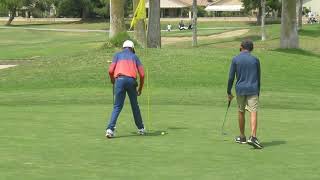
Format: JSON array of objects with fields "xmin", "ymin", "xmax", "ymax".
[
  {"xmin": 147, "ymin": 0, "xmax": 161, "ymax": 48},
  {"xmin": 109, "ymin": 0, "xmax": 125, "ymax": 38},
  {"xmin": 192, "ymin": 0, "xmax": 197, "ymax": 46},
  {"xmin": 297, "ymin": 0, "xmax": 303, "ymax": 30},
  {"xmin": 280, "ymin": 0, "xmax": 299, "ymax": 49},
  {"xmin": 261, "ymin": 0, "xmax": 266, "ymax": 41}
]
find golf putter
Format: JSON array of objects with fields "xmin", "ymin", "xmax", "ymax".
[
  {"xmin": 112, "ymin": 84, "xmax": 115, "ymax": 105},
  {"xmin": 221, "ymin": 100, "xmax": 231, "ymax": 135}
]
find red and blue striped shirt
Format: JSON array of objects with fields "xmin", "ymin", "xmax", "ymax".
[{"xmin": 109, "ymin": 48, "xmax": 145, "ymax": 87}]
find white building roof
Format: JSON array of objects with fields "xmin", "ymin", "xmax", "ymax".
[
  {"xmin": 205, "ymin": 0, "xmax": 243, "ymax": 12},
  {"xmin": 145, "ymin": 0, "xmax": 189, "ymax": 9},
  {"xmin": 205, "ymin": 5, "xmax": 243, "ymax": 11}
]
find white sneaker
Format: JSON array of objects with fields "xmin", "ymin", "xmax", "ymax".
[
  {"xmin": 105, "ymin": 129, "xmax": 114, "ymax": 138},
  {"xmin": 138, "ymin": 128, "xmax": 146, "ymax": 135}
]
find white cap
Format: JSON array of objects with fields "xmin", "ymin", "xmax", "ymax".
[{"xmin": 123, "ymin": 40, "xmax": 134, "ymax": 48}]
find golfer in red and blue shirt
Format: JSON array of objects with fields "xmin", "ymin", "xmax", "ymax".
[{"xmin": 105, "ymin": 40, "xmax": 145, "ymax": 138}]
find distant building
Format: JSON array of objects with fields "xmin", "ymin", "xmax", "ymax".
[
  {"xmin": 179, "ymin": 0, "xmax": 210, "ymax": 7},
  {"xmin": 205, "ymin": 0, "xmax": 243, "ymax": 12},
  {"xmin": 304, "ymin": 0, "xmax": 320, "ymax": 15},
  {"xmin": 205, "ymin": 0, "xmax": 246, "ymax": 17},
  {"xmin": 145, "ymin": 0, "xmax": 211, "ymax": 18}
]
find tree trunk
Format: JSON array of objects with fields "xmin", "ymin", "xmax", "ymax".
[
  {"xmin": 147, "ymin": 0, "xmax": 161, "ymax": 48},
  {"xmin": 109, "ymin": 0, "xmax": 125, "ymax": 38},
  {"xmin": 81, "ymin": 6, "xmax": 89, "ymax": 19},
  {"xmin": 256, "ymin": 5, "xmax": 262, "ymax": 25},
  {"xmin": 297, "ymin": 0, "xmax": 303, "ymax": 30},
  {"xmin": 261, "ymin": 0, "xmax": 266, "ymax": 41},
  {"xmin": 192, "ymin": 0, "xmax": 197, "ymax": 47},
  {"xmin": 6, "ymin": 9, "xmax": 16, "ymax": 26},
  {"xmin": 133, "ymin": 0, "xmax": 147, "ymax": 47},
  {"xmin": 281, "ymin": 0, "xmax": 299, "ymax": 49}
]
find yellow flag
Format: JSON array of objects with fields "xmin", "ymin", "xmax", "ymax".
[{"xmin": 130, "ymin": 0, "xmax": 146, "ymax": 30}]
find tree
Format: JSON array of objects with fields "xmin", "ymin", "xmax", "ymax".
[
  {"xmin": 57, "ymin": 0, "xmax": 94, "ymax": 18},
  {"xmin": 297, "ymin": 0, "xmax": 303, "ymax": 30},
  {"xmin": 147, "ymin": 0, "xmax": 161, "ymax": 48},
  {"xmin": 93, "ymin": 0, "xmax": 109, "ymax": 19},
  {"xmin": 266, "ymin": 0, "xmax": 282, "ymax": 19},
  {"xmin": 192, "ymin": 0, "xmax": 197, "ymax": 47},
  {"xmin": 0, "ymin": 5, "xmax": 7, "ymax": 17},
  {"xmin": 261, "ymin": 0, "xmax": 266, "ymax": 41},
  {"xmin": 0, "ymin": 0, "xmax": 25, "ymax": 25},
  {"xmin": 133, "ymin": 0, "xmax": 146, "ymax": 47},
  {"xmin": 280, "ymin": 0, "xmax": 299, "ymax": 49},
  {"xmin": 242, "ymin": 0, "xmax": 282, "ymax": 24},
  {"xmin": 242, "ymin": 0, "xmax": 262, "ymax": 25},
  {"xmin": 27, "ymin": 0, "xmax": 57, "ymax": 18},
  {"xmin": 109, "ymin": 0, "xmax": 125, "ymax": 38},
  {"xmin": 124, "ymin": 0, "xmax": 133, "ymax": 17}
]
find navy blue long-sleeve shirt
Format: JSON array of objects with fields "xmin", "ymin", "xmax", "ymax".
[{"xmin": 227, "ymin": 51, "xmax": 261, "ymax": 96}]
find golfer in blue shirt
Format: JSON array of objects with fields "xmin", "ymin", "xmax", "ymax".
[{"xmin": 227, "ymin": 40, "xmax": 263, "ymax": 149}]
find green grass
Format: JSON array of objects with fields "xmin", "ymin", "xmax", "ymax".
[
  {"xmin": 0, "ymin": 20, "xmax": 110, "ymax": 30},
  {"xmin": 1, "ymin": 20, "xmax": 253, "ymax": 38},
  {"xmin": 0, "ymin": 23, "xmax": 320, "ymax": 180},
  {"xmin": 0, "ymin": 29, "xmax": 107, "ymax": 59},
  {"xmin": 1, "ymin": 19, "xmax": 253, "ymax": 30}
]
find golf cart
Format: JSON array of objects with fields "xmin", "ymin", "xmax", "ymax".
[
  {"xmin": 178, "ymin": 20, "xmax": 192, "ymax": 30},
  {"xmin": 307, "ymin": 16, "xmax": 319, "ymax": 24}
]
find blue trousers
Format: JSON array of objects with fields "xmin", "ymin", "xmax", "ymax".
[{"xmin": 106, "ymin": 76, "xmax": 144, "ymax": 131}]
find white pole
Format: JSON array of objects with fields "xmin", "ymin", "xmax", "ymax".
[{"xmin": 192, "ymin": 0, "xmax": 197, "ymax": 47}]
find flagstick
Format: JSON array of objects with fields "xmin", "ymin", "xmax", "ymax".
[
  {"xmin": 146, "ymin": 67, "xmax": 150, "ymax": 132},
  {"xmin": 144, "ymin": 14, "xmax": 149, "ymax": 131}
]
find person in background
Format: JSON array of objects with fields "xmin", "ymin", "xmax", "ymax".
[{"xmin": 167, "ymin": 24, "xmax": 172, "ymax": 32}]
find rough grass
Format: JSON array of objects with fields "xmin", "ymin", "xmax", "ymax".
[
  {"xmin": 0, "ymin": 29, "xmax": 107, "ymax": 59},
  {"xmin": 1, "ymin": 20, "xmax": 254, "ymax": 38}
]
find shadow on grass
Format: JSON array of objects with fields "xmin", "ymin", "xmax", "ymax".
[
  {"xmin": 197, "ymin": 34, "xmax": 260, "ymax": 48},
  {"xmin": 198, "ymin": 39, "xmax": 234, "ymax": 47},
  {"xmin": 272, "ymin": 48, "xmax": 320, "ymax": 58},
  {"xmin": 78, "ymin": 19, "xmax": 108, "ymax": 24},
  {"xmin": 262, "ymin": 140, "xmax": 286, "ymax": 147},
  {"xmin": 167, "ymin": 126, "xmax": 188, "ymax": 130},
  {"xmin": 114, "ymin": 127, "xmax": 188, "ymax": 139},
  {"xmin": 10, "ymin": 21, "xmax": 74, "ymax": 27},
  {"xmin": 114, "ymin": 130, "xmax": 167, "ymax": 139},
  {"xmin": 9, "ymin": 19, "xmax": 108, "ymax": 27},
  {"xmin": 235, "ymin": 35, "xmax": 261, "ymax": 41},
  {"xmin": 299, "ymin": 29, "xmax": 320, "ymax": 38}
]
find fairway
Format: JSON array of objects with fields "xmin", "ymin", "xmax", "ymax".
[{"xmin": 1, "ymin": 23, "xmax": 320, "ymax": 180}]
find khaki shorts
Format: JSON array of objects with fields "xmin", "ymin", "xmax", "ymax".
[{"xmin": 236, "ymin": 95, "xmax": 259, "ymax": 112}]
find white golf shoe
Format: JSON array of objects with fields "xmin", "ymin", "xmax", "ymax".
[
  {"xmin": 105, "ymin": 129, "xmax": 115, "ymax": 138},
  {"xmin": 138, "ymin": 128, "xmax": 146, "ymax": 135}
]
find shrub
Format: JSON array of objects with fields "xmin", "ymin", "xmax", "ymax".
[
  {"xmin": 109, "ymin": 32, "xmax": 132, "ymax": 47},
  {"xmin": 102, "ymin": 32, "xmax": 140, "ymax": 52}
]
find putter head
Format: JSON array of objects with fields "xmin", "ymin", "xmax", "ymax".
[
  {"xmin": 227, "ymin": 100, "xmax": 231, "ymax": 108},
  {"xmin": 222, "ymin": 132, "xmax": 228, "ymax": 135}
]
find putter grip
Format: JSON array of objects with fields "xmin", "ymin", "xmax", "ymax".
[{"xmin": 227, "ymin": 100, "xmax": 231, "ymax": 108}]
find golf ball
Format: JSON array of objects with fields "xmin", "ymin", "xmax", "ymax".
[{"xmin": 161, "ymin": 132, "xmax": 165, "ymax": 135}]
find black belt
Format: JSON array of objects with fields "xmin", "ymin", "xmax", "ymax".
[{"xmin": 117, "ymin": 75, "xmax": 135, "ymax": 79}]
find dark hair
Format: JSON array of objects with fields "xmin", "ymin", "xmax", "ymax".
[
  {"xmin": 124, "ymin": 47, "xmax": 135, "ymax": 54},
  {"xmin": 241, "ymin": 40, "xmax": 254, "ymax": 51}
]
